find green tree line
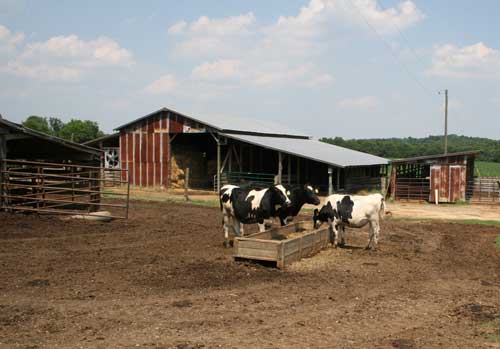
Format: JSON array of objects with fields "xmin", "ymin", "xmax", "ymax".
[
  {"xmin": 22, "ymin": 116, "xmax": 104, "ymax": 143},
  {"xmin": 320, "ymin": 135, "xmax": 500, "ymax": 163}
]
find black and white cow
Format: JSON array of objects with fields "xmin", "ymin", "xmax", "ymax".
[
  {"xmin": 219, "ymin": 184, "xmax": 291, "ymax": 247},
  {"xmin": 275, "ymin": 185, "xmax": 321, "ymax": 226},
  {"xmin": 313, "ymin": 193, "xmax": 385, "ymax": 250}
]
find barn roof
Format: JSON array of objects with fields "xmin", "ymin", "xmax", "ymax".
[
  {"xmin": 390, "ymin": 150, "xmax": 480, "ymax": 164},
  {"xmin": 114, "ymin": 107, "xmax": 309, "ymax": 139},
  {"xmin": 223, "ymin": 133, "xmax": 389, "ymax": 168},
  {"xmin": 0, "ymin": 117, "xmax": 101, "ymax": 158}
]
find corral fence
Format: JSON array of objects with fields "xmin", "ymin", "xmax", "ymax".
[
  {"xmin": 0, "ymin": 159, "xmax": 130, "ymax": 219},
  {"xmin": 395, "ymin": 178, "xmax": 430, "ymax": 201},
  {"xmin": 466, "ymin": 177, "xmax": 500, "ymax": 204}
]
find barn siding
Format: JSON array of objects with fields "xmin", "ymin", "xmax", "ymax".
[{"xmin": 119, "ymin": 111, "xmax": 178, "ymax": 188}]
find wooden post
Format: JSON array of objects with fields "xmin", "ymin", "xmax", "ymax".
[
  {"xmin": 184, "ymin": 167, "xmax": 190, "ymax": 201},
  {"xmin": 287, "ymin": 154, "xmax": 291, "ymax": 184},
  {"xmin": 296, "ymin": 157, "xmax": 300, "ymax": 184},
  {"xmin": 277, "ymin": 152, "xmax": 283, "ymax": 184},
  {"xmin": 217, "ymin": 140, "xmax": 221, "ymax": 192},
  {"xmin": 337, "ymin": 167, "xmax": 341, "ymax": 192},
  {"xmin": 328, "ymin": 167, "xmax": 333, "ymax": 195},
  {"xmin": 0, "ymin": 132, "xmax": 6, "ymax": 209}
]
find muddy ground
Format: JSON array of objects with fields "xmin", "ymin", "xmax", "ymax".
[{"xmin": 0, "ymin": 201, "xmax": 499, "ymax": 348}]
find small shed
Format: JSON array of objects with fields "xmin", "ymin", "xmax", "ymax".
[
  {"xmin": 0, "ymin": 117, "xmax": 129, "ymax": 218},
  {"xmin": 389, "ymin": 151, "xmax": 479, "ymax": 203}
]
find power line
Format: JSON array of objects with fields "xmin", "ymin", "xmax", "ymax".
[
  {"xmin": 377, "ymin": 0, "xmax": 429, "ymax": 71},
  {"xmin": 344, "ymin": 0, "xmax": 437, "ymax": 100}
]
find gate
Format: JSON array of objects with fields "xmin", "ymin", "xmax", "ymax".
[{"xmin": 0, "ymin": 159, "xmax": 130, "ymax": 219}]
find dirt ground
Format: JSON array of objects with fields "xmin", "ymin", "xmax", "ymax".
[{"xmin": 0, "ymin": 201, "xmax": 499, "ymax": 348}]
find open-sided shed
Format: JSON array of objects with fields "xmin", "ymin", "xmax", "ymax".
[
  {"xmin": 0, "ymin": 117, "xmax": 129, "ymax": 218},
  {"xmin": 389, "ymin": 151, "xmax": 482, "ymax": 203},
  {"xmin": 113, "ymin": 107, "xmax": 389, "ymax": 194}
]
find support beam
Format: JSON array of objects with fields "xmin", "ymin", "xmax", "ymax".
[
  {"xmin": 217, "ymin": 138, "xmax": 221, "ymax": 192},
  {"xmin": 287, "ymin": 154, "xmax": 291, "ymax": 184},
  {"xmin": 296, "ymin": 157, "xmax": 300, "ymax": 184},
  {"xmin": 328, "ymin": 166, "xmax": 333, "ymax": 195},
  {"xmin": 336, "ymin": 167, "xmax": 341, "ymax": 191},
  {"xmin": 0, "ymin": 132, "xmax": 6, "ymax": 209},
  {"xmin": 277, "ymin": 152, "xmax": 283, "ymax": 184}
]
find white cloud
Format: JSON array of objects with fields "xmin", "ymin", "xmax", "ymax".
[
  {"xmin": 429, "ymin": 42, "xmax": 500, "ymax": 79},
  {"xmin": 191, "ymin": 59, "xmax": 242, "ymax": 80},
  {"xmin": 144, "ymin": 74, "xmax": 177, "ymax": 95},
  {"xmin": 0, "ymin": 24, "xmax": 24, "ymax": 58},
  {"xmin": 1, "ymin": 30, "xmax": 133, "ymax": 81},
  {"xmin": 337, "ymin": 95, "xmax": 379, "ymax": 109},
  {"xmin": 348, "ymin": 0, "xmax": 424, "ymax": 34},
  {"xmin": 169, "ymin": 12, "xmax": 256, "ymax": 36},
  {"xmin": 21, "ymin": 35, "xmax": 133, "ymax": 67},
  {"xmin": 162, "ymin": 0, "xmax": 423, "ymax": 97},
  {"xmin": 168, "ymin": 20, "xmax": 187, "ymax": 34}
]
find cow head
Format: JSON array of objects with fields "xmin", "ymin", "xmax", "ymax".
[
  {"xmin": 304, "ymin": 184, "xmax": 321, "ymax": 205},
  {"xmin": 313, "ymin": 201, "xmax": 338, "ymax": 228},
  {"xmin": 272, "ymin": 184, "xmax": 292, "ymax": 207}
]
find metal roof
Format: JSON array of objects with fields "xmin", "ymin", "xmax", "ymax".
[
  {"xmin": 223, "ymin": 133, "xmax": 389, "ymax": 168},
  {"xmin": 115, "ymin": 107, "xmax": 309, "ymax": 139},
  {"xmin": 0, "ymin": 117, "xmax": 101, "ymax": 156},
  {"xmin": 390, "ymin": 150, "xmax": 480, "ymax": 163}
]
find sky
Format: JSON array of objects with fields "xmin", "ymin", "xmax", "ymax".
[{"xmin": 1, "ymin": 0, "xmax": 499, "ymax": 139}]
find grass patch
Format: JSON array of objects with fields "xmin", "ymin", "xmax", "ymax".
[
  {"xmin": 391, "ymin": 216, "xmax": 500, "ymax": 227},
  {"xmin": 127, "ymin": 193, "xmax": 219, "ymax": 208},
  {"xmin": 480, "ymin": 318, "xmax": 500, "ymax": 343},
  {"xmin": 476, "ymin": 161, "xmax": 500, "ymax": 177}
]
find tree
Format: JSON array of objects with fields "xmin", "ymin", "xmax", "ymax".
[
  {"xmin": 58, "ymin": 119, "xmax": 104, "ymax": 143},
  {"xmin": 22, "ymin": 116, "xmax": 52, "ymax": 135},
  {"xmin": 49, "ymin": 117, "xmax": 64, "ymax": 135}
]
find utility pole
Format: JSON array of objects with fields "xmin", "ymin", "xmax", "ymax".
[{"xmin": 444, "ymin": 89, "xmax": 448, "ymax": 154}]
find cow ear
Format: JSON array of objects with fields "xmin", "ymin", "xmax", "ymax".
[{"xmin": 314, "ymin": 188, "xmax": 319, "ymax": 194}]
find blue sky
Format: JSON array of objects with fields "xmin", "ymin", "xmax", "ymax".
[{"xmin": 1, "ymin": 0, "xmax": 499, "ymax": 139}]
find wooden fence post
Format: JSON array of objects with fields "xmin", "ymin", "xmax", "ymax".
[{"xmin": 184, "ymin": 167, "xmax": 190, "ymax": 201}]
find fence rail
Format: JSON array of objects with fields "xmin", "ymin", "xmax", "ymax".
[
  {"xmin": 1, "ymin": 159, "xmax": 130, "ymax": 219},
  {"xmin": 466, "ymin": 177, "xmax": 500, "ymax": 203},
  {"xmin": 395, "ymin": 178, "xmax": 430, "ymax": 201}
]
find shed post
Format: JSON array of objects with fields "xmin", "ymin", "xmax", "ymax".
[
  {"xmin": 336, "ymin": 167, "xmax": 341, "ymax": 191},
  {"xmin": 217, "ymin": 138, "xmax": 221, "ymax": 192},
  {"xmin": 287, "ymin": 154, "xmax": 291, "ymax": 184},
  {"xmin": 296, "ymin": 157, "xmax": 300, "ymax": 184},
  {"xmin": 328, "ymin": 166, "xmax": 333, "ymax": 195},
  {"xmin": 277, "ymin": 152, "xmax": 283, "ymax": 184},
  {"xmin": 0, "ymin": 130, "xmax": 6, "ymax": 209}
]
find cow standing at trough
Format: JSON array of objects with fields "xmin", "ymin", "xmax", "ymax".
[
  {"xmin": 220, "ymin": 184, "xmax": 291, "ymax": 247},
  {"xmin": 275, "ymin": 185, "xmax": 321, "ymax": 226},
  {"xmin": 313, "ymin": 193, "xmax": 385, "ymax": 250}
]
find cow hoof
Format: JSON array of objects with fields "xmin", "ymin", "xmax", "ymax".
[
  {"xmin": 338, "ymin": 242, "xmax": 346, "ymax": 248},
  {"xmin": 223, "ymin": 240, "xmax": 232, "ymax": 248}
]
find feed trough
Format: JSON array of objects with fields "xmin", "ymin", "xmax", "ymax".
[{"xmin": 233, "ymin": 221, "xmax": 331, "ymax": 269}]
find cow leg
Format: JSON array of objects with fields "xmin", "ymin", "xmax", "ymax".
[
  {"xmin": 338, "ymin": 225, "xmax": 346, "ymax": 248},
  {"xmin": 371, "ymin": 220, "xmax": 380, "ymax": 250},
  {"xmin": 222, "ymin": 210, "xmax": 231, "ymax": 248},
  {"xmin": 328, "ymin": 218, "xmax": 338, "ymax": 246},
  {"xmin": 258, "ymin": 220, "xmax": 266, "ymax": 233},
  {"xmin": 240, "ymin": 222, "xmax": 245, "ymax": 236},
  {"xmin": 233, "ymin": 218, "xmax": 242, "ymax": 237},
  {"xmin": 366, "ymin": 221, "xmax": 376, "ymax": 250}
]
